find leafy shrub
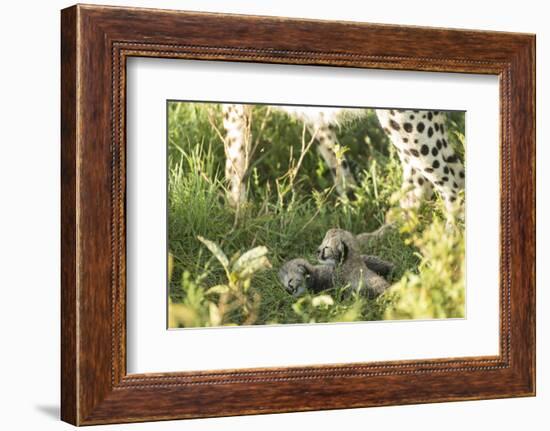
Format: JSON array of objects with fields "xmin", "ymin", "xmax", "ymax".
[
  {"xmin": 169, "ymin": 237, "xmax": 271, "ymax": 328},
  {"xmin": 383, "ymin": 202, "xmax": 465, "ymax": 320}
]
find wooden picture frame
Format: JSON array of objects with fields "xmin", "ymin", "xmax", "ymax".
[{"xmin": 61, "ymin": 4, "xmax": 536, "ymax": 425}]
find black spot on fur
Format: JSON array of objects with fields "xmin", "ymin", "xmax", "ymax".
[
  {"xmin": 427, "ymin": 112, "xmax": 433, "ymax": 121},
  {"xmin": 459, "ymin": 171, "xmax": 465, "ymax": 178},
  {"xmin": 436, "ymin": 140, "xmax": 442, "ymax": 150},
  {"xmin": 440, "ymin": 124, "xmax": 445, "ymax": 134},
  {"xmin": 432, "ymin": 147, "xmax": 438, "ymax": 157},
  {"xmin": 444, "ymin": 166, "xmax": 449, "ymax": 174},
  {"xmin": 446, "ymin": 154, "xmax": 459, "ymax": 163},
  {"xmin": 390, "ymin": 119, "xmax": 401, "ymax": 131},
  {"xmin": 427, "ymin": 127, "xmax": 433, "ymax": 138},
  {"xmin": 403, "ymin": 138, "xmax": 408, "ymax": 143},
  {"xmin": 425, "ymin": 167, "xmax": 434, "ymax": 173},
  {"xmin": 410, "ymin": 115, "xmax": 415, "ymax": 120},
  {"xmin": 432, "ymin": 160, "xmax": 440, "ymax": 169},
  {"xmin": 453, "ymin": 182, "xmax": 458, "ymax": 188},
  {"xmin": 442, "ymin": 176, "xmax": 449, "ymax": 182},
  {"xmin": 450, "ymin": 197, "xmax": 456, "ymax": 202},
  {"xmin": 434, "ymin": 123, "xmax": 439, "ymax": 132},
  {"xmin": 410, "ymin": 149, "xmax": 420, "ymax": 157},
  {"xmin": 417, "ymin": 122, "xmax": 425, "ymax": 133},
  {"xmin": 418, "ymin": 177, "xmax": 424, "ymax": 185},
  {"xmin": 421, "ymin": 145, "xmax": 429, "ymax": 155},
  {"xmin": 403, "ymin": 123, "xmax": 413, "ymax": 133}
]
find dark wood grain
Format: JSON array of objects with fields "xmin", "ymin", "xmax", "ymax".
[
  {"xmin": 60, "ymin": 6, "xmax": 78, "ymax": 425},
  {"xmin": 61, "ymin": 4, "xmax": 536, "ymax": 425}
]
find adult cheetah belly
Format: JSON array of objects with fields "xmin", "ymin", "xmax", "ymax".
[{"xmin": 276, "ymin": 106, "xmax": 366, "ymax": 125}]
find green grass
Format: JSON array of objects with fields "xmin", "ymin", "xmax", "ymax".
[{"xmin": 167, "ymin": 102, "xmax": 465, "ymax": 327}]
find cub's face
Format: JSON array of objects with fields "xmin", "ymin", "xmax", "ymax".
[
  {"xmin": 278, "ymin": 260, "xmax": 309, "ymax": 297},
  {"xmin": 317, "ymin": 228, "xmax": 350, "ymax": 265}
]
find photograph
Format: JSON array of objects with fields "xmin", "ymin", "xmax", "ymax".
[{"xmin": 167, "ymin": 101, "xmax": 466, "ymax": 328}]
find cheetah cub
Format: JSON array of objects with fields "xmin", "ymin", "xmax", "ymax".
[
  {"xmin": 279, "ymin": 255, "xmax": 393, "ymax": 298},
  {"xmin": 317, "ymin": 228, "xmax": 390, "ymax": 298},
  {"xmin": 278, "ymin": 258, "xmax": 334, "ymax": 297}
]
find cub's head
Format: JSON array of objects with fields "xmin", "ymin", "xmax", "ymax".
[
  {"xmin": 278, "ymin": 258, "xmax": 311, "ymax": 297},
  {"xmin": 317, "ymin": 228, "xmax": 357, "ymax": 265}
]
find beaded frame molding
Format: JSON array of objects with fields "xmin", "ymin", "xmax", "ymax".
[{"xmin": 61, "ymin": 4, "xmax": 535, "ymax": 425}]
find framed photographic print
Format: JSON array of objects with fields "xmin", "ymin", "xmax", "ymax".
[{"xmin": 61, "ymin": 4, "xmax": 535, "ymax": 425}]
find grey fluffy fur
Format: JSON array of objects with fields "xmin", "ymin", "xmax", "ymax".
[
  {"xmin": 279, "ymin": 253, "xmax": 393, "ymax": 298},
  {"xmin": 278, "ymin": 258, "xmax": 335, "ymax": 297},
  {"xmin": 317, "ymin": 228, "xmax": 391, "ymax": 298}
]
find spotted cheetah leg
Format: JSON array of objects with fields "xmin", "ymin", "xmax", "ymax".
[
  {"xmin": 310, "ymin": 122, "xmax": 357, "ymax": 198},
  {"xmin": 399, "ymin": 155, "xmax": 434, "ymax": 209},
  {"xmin": 375, "ymin": 109, "xmax": 464, "ymax": 217},
  {"xmin": 222, "ymin": 104, "xmax": 250, "ymax": 207},
  {"xmin": 441, "ymin": 156, "xmax": 465, "ymax": 216}
]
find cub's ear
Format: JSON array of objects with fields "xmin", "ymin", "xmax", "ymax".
[
  {"xmin": 297, "ymin": 262, "xmax": 308, "ymax": 274},
  {"xmin": 338, "ymin": 240, "xmax": 348, "ymax": 262}
]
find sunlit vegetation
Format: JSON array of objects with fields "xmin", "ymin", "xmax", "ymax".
[{"xmin": 167, "ymin": 102, "xmax": 465, "ymax": 327}]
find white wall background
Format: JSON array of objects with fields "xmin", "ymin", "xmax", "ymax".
[{"xmin": 0, "ymin": 0, "xmax": 546, "ymax": 429}]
